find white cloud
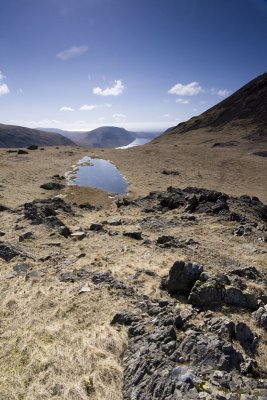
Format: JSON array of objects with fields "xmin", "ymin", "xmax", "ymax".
[
  {"xmin": 80, "ymin": 103, "xmax": 112, "ymax": 111},
  {"xmin": 0, "ymin": 70, "xmax": 10, "ymax": 96},
  {"xmin": 0, "ymin": 83, "xmax": 10, "ymax": 96},
  {"xmin": 112, "ymin": 113, "xmax": 127, "ymax": 123},
  {"xmin": 175, "ymin": 98, "xmax": 190, "ymax": 104},
  {"xmin": 80, "ymin": 104, "xmax": 97, "ymax": 111},
  {"xmin": 0, "ymin": 71, "xmax": 6, "ymax": 81},
  {"xmin": 57, "ymin": 45, "xmax": 88, "ymax": 60},
  {"xmin": 93, "ymin": 79, "xmax": 124, "ymax": 96},
  {"xmin": 168, "ymin": 81, "xmax": 202, "ymax": 96},
  {"xmin": 163, "ymin": 113, "xmax": 171, "ymax": 118},
  {"xmin": 60, "ymin": 106, "xmax": 74, "ymax": 111},
  {"xmin": 209, "ymin": 87, "xmax": 231, "ymax": 97},
  {"xmin": 217, "ymin": 89, "xmax": 231, "ymax": 97},
  {"xmin": 97, "ymin": 117, "xmax": 106, "ymax": 123}
]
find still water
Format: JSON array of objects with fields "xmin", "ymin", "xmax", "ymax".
[{"xmin": 66, "ymin": 156, "xmax": 128, "ymax": 194}]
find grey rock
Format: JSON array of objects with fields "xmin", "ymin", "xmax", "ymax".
[
  {"xmin": 70, "ymin": 231, "xmax": 85, "ymax": 240},
  {"xmin": 40, "ymin": 182, "xmax": 65, "ymax": 190},
  {"xmin": 13, "ymin": 262, "xmax": 30, "ymax": 275},
  {"xmin": 253, "ymin": 307, "xmax": 267, "ymax": 332},
  {"xmin": 123, "ymin": 231, "xmax": 143, "ymax": 240},
  {"xmin": 17, "ymin": 149, "xmax": 28, "ymax": 154},
  {"xmin": 164, "ymin": 260, "xmax": 203, "ymax": 294},
  {"xmin": 235, "ymin": 322, "xmax": 258, "ymax": 352},
  {"xmin": 0, "ymin": 241, "xmax": 22, "ymax": 261},
  {"xmin": 89, "ymin": 223, "xmax": 104, "ymax": 231},
  {"xmin": 189, "ymin": 278, "xmax": 225, "ymax": 307},
  {"xmin": 19, "ymin": 231, "xmax": 33, "ymax": 242},
  {"xmin": 224, "ymin": 286, "xmax": 258, "ymax": 310}
]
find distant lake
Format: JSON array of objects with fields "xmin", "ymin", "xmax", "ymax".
[
  {"xmin": 65, "ymin": 157, "xmax": 128, "ymax": 194},
  {"xmin": 117, "ymin": 138, "xmax": 151, "ymax": 149}
]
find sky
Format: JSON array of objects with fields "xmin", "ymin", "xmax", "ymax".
[{"xmin": 0, "ymin": 0, "xmax": 266, "ymax": 132}]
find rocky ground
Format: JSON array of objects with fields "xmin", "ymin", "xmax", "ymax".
[{"xmin": 0, "ymin": 145, "xmax": 266, "ymax": 399}]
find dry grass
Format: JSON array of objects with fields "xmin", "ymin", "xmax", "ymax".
[{"xmin": 0, "ymin": 275, "xmax": 128, "ymax": 399}]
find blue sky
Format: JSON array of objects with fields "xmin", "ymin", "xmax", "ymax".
[{"xmin": 0, "ymin": 0, "xmax": 266, "ymax": 132}]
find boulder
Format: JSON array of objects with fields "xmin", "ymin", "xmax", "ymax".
[
  {"xmin": 188, "ymin": 278, "xmax": 225, "ymax": 307},
  {"xmin": 224, "ymin": 286, "xmax": 258, "ymax": 310},
  {"xmin": 253, "ymin": 307, "xmax": 267, "ymax": 332},
  {"xmin": 235, "ymin": 322, "xmax": 258, "ymax": 352},
  {"xmin": 40, "ymin": 182, "xmax": 65, "ymax": 190},
  {"xmin": 164, "ymin": 260, "xmax": 203, "ymax": 294},
  {"xmin": 17, "ymin": 149, "xmax": 28, "ymax": 155}
]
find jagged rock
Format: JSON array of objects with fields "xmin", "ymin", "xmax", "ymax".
[
  {"xmin": 235, "ymin": 322, "xmax": 258, "ymax": 352},
  {"xmin": 19, "ymin": 231, "xmax": 33, "ymax": 242},
  {"xmin": 184, "ymin": 194, "xmax": 198, "ymax": 212},
  {"xmin": 206, "ymin": 317, "xmax": 235, "ymax": 340},
  {"xmin": 163, "ymin": 260, "xmax": 203, "ymax": 294},
  {"xmin": 58, "ymin": 226, "xmax": 71, "ymax": 238},
  {"xmin": 189, "ymin": 278, "xmax": 225, "ymax": 307},
  {"xmin": 89, "ymin": 223, "xmax": 104, "ymax": 231},
  {"xmin": 40, "ymin": 182, "xmax": 65, "ymax": 190},
  {"xmin": 27, "ymin": 145, "xmax": 38, "ymax": 150},
  {"xmin": 224, "ymin": 286, "xmax": 258, "ymax": 310},
  {"xmin": 160, "ymin": 169, "xmax": 180, "ymax": 175},
  {"xmin": 178, "ymin": 330, "xmax": 244, "ymax": 373},
  {"xmin": 230, "ymin": 266, "xmax": 262, "ymax": 281},
  {"xmin": 156, "ymin": 235, "xmax": 181, "ymax": 248},
  {"xmin": 0, "ymin": 241, "xmax": 23, "ymax": 261},
  {"xmin": 0, "ymin": 231, "xmax": 5, "ymax": 237},
  {"xmin": 253, "ymin": 306, "xmax": 267, "ymax": 331},
  {"xmin": 123, "ymin": 231, "xmax": 143, "ymax": 240},
  {"xmin": 23, "ymin": 198, "xmax": 72, "ymax": 228},
  {"xmin": 17, "ymin": 149, "xmax": 28, "ymax": 155}
]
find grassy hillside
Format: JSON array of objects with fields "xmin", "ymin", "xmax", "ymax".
[{"xmin": 0, "ymin": 124, "xmax": 75, "ymax": 148}]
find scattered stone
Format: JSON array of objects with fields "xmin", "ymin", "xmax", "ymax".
[
  {"xmin": 58, "ymin": 226, "xmax": 71, "ymax": 238},
  {"xmin": 89, "ymin": 223, "xmax": 104, "ymax": 231},
  {"xmin": 17, "ymin": 149, "xmax": 28, "ymax": 155},
  {"xmin": 0, "ymin": 241, "xmax": 23, "ymax": 261},
  {"xmin": 78, "ymin": 203, "xmax": 96, "ymax": 210},
  {"xmin": 230, "ymin": 266, "xmax": 262, "ymax": 281},
  {"xmin": 19, "ymin": 231, "xmax": 33, "ymax": 242},
  {"xmin": 78, "ymin": 285, "xmax": 91, "ymax": 294},
  {"xmin": 0, "ymin": 231, "xmax": 5, "ymax": 237},
  {"xmin": 0, "ymin": 204, "xmax": 11, "ymax": 212},
  {"xmin": 181, "ymin": 213, "xmax": 196, "ymax": 221},
  {"xmin": 27, "ymin": 145, "xmax": 38, "ymax": 150},
  {"xmin": 13, "ymin": 262, "xmax": 30, "ymax": 275},
  {"xmin": 40, "ymin": 182, "xmax": 65, "ymax": 190},
  {"xmin": 162, "ymin": 260, "xmax": 203, "ymax": 294},
  {"xmin": 107, "ymin": 218, "xmax": 123, "ymax": 226},
  {"xmin": 160, "ymin": 169, "xmax": 180, "ymax": 175},
  {"xmin": 156, "ymin": 235, "xmax": 181, "ymax": 248},
  {"xmin": 123, "ymin": 231, "xmax": 143, "ymax": 240},
  {"xmin": 70, "ymin": 231, "xmax": 85, "ymax": 240}
]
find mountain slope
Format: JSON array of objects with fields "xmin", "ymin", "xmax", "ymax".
[
  {"xmin": 0, "ymin": 124, "xmax": 75, "ymax": 148},
  {"xmin": 41, "ymin": 127, "xmax": 162, "ymax": 148},
  {"xmin": 157, "ymin": 71, "xmax": 267, "ymax": 144}
]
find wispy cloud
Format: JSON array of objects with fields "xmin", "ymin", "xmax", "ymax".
[
  {"xmin": 163, "ymin": 113, "xmax": 171, "ymax": 118},
  {"xmin": 60, "ymin": 106, "xmax": 74, "ymax": 111},
  {"xmin": 80, "ymin": 103, "xmax": 112, "ymax": 111},
  {"xmin": 93, "ymin": 80, "xmax": 124, "ymax": 96},
  {"xmin": 168, "ymin": 81, "xmax": 202, "ymax": 96},
  {"xmin": 112, "ymin": 113, "xmax": 127, "ymax": 122},
  {"xmin": 57, "ymin": 45, "xmax": 88, "ymax": 60},
  {"xmin": 217, "ymin": 89, "xmax": 231, "ymax": 97},
  {"xmin": 0, "ymin": 70, "xmax": 10, "ymax": 96},
  {"xmin": 175, "ymin": 98, "xmax": 190, "ymax": 104},
  {"xmin": 209, "ymin": 87, "xmax": 231, "ymax": 97}
]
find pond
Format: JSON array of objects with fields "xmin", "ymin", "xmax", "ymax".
[{"xmin": 65, "ymin": 156, "xmax": 128, "ymax": 194}]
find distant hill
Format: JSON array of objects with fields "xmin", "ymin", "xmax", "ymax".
[
  {"xmin": 0, "ymin": 124, "xmax": 75, "ymax": 148},
  {"xmin": 156, "ymin": 72, "xmax": 267, "ymax": 145},
  {"xmin": 41, "ymin": 126, "xmax": 162, "ymax": 148}
]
